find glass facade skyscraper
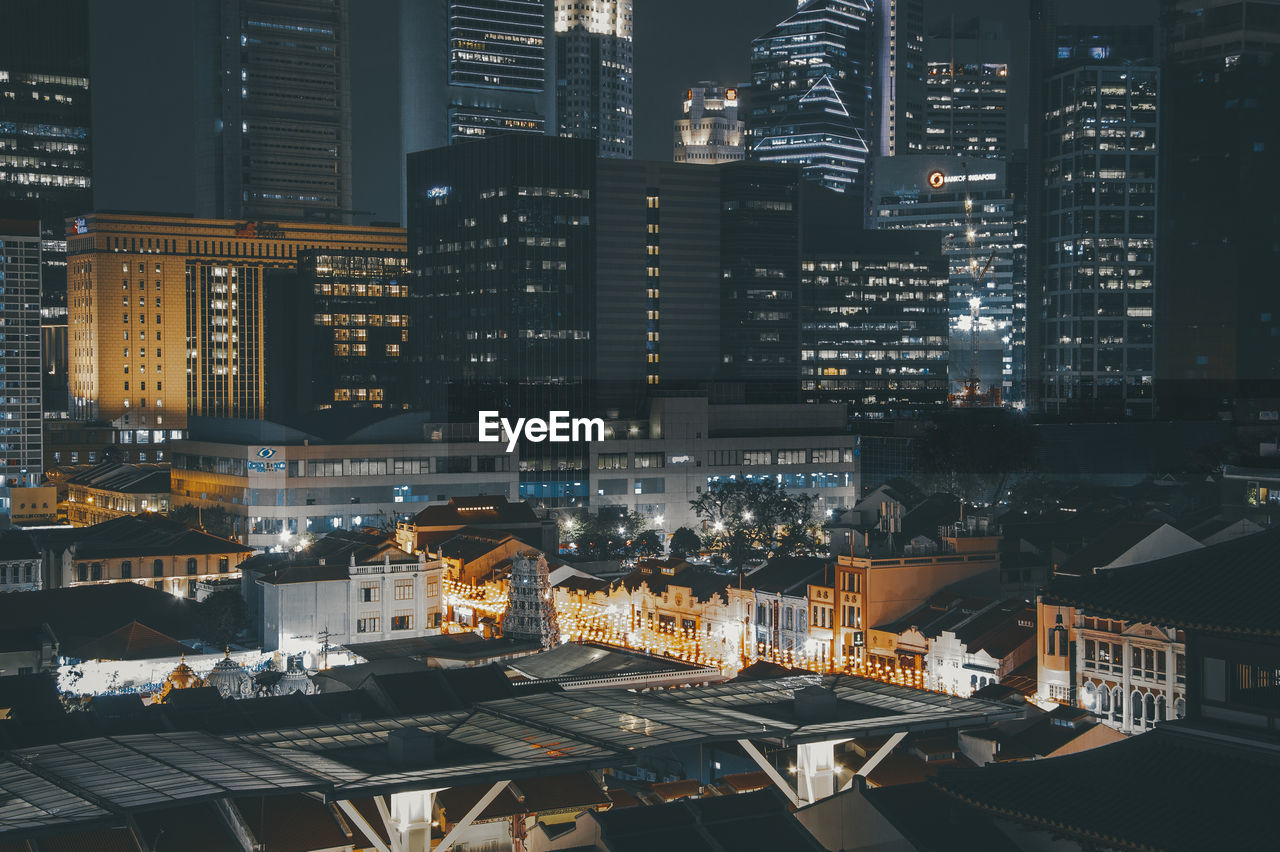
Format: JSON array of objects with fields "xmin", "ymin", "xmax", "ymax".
[
  {"xmin": 555, "ymin": 0, "xmax": 634, "ymax": 159},
  {"xmin": 749, "ymin": 0, "xmax": 874, "ymax": 201},
  {"xmin": 0, "ymin": 211, "xmax": 42, "ymax": 499},
  {"xmin": 195, "ymin": 0, "xmax": 353, "ymax": 223},
  {"xmin": 924, "ymin": 17, "xmax": 1011, "ymax": 158}
]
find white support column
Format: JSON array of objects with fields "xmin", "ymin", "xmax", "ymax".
[
  {"xmin": 846, "ymin": 730, "xmax": 906, "ymax": 790},
  {"xmin": 390, "ymin": 789, "xmax": 440, "ymax": 852},
  {"xmin": 795, "ymin": 738, "xmax": 850, "ymax": 805},
  {"xmin": 433, "ymin": 780, "xmax": 510, "ymax": 852},
  {"xmin": 736, "ymin": 738, "xmax": 799, "ymax": 807},
  {"xmin": 336, "ymin": 800, "xmax": 394, "ymax": 852}
]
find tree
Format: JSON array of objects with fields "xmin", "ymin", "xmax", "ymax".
[
  {"xmin": 669, "ymin": 527, "xmax": 702, "ymax": 558},
  {"xmin": 563, "ymin": 509, "xmax": 651, "ymax": 560},
  {"xmin": 169, "ymin": 504, "xmax": 239, "ymax": 540},
  {"xmin": 915, "ymin": 409, "xmax": 1039, "ymax": 506},
  {"xmin": 690, "ymin": 479, "xmax": 823, "ymax": 568},
  {"xmin": 196, "ymin": 589, "xmax": 248, "ymax": 648},
  {"xmin": 632, "ymin": 530, "xmax": 664, "ymax": 557}
]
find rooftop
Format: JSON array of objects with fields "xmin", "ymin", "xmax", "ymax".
[
  {"xmin": 408, "ymin": 496, "xmax": 541, "ymax": 529},
  {"xmin": 1044, "ymin": 526, "xmax": 1280, "ymax": 637},
  {"xmin": 64, "ymin": 462, "xmax": 170, "ymax": 495},
  {"xmin": 39, "ymin": 514, "xmax": 251, "ymax": 560}
]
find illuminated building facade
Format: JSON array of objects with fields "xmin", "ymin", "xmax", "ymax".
[
  {"xmin": 0, "ymin": 0, "xmax": 91, "ymax": 417},
  {"xmin": 749, "ymin": 0, "xmax": 874, "ymax": 201},
  {"xmin": 0, "ymin": 211, "xmax": 42, "ymax": 510},
  {"xmin": 555, "ymin": 0, "xmax": 634, "ymax": 159},
  {"xmin": 873, "ymin": 155, "xmax": 1028, "ymax": 404},
  {"xmin": 65, "ymin": 213, "xmax": 405, "ymax": 444},
  {"xmin": 194, "ymin": 0, "xmax": 353, "ymax": 223},
  {"xmin": 265, "ymin": 249, "xmax": 412, "ymax": 420},
  {"xmin": 800, "ymin": 229, "xmax": 950, "ymax": 420},
  {"xmin": 874, "ymin": 0, "xmax": 927, "ymax": 156},
  {"xmin": 924, "ymin": 17, "xmax": 1010, "ymax": 157},
  {"xmin": 673, "ymin": 83, "xmax": 745, "ymax": 164},
  {"xmin": 1039, "ymin": 28, "xmax": 1159, "ymax": 419}
]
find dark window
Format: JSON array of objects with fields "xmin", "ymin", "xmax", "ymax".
[
  {"xmin": 77, "ymin": 563, "xmax": 88, "ymax": 582},
  {"xmin": 218, "ymin": 556, "xmax": 229, "ymax": 573},
  {"xmin": 153, "ymin": 559, "xmax": 165, "ymax": 577},
  {"xmin": 120, "ymin": 560, "xmax": 132, "ymax": 579},
  {"xmin": 186, "ymin": 557, "xmax": 198, "ymax": 575}
]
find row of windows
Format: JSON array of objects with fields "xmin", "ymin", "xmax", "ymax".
[{"xmin": 76, "ymin": 556, "xmax": 231, "ymax": 581}]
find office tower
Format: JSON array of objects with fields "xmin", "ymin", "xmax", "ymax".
[
  {"xmin": 0, "ymin": 0, "xmax": 92, "ymax": 417},
  {"xmin": 873, "ymin": 155, "xmax": 1028, "ymax": 405},
  {"xmin": 1039, "ymin": 27, "xmax": 1159, "ymax": 419},
  {"xmin": 749, "ymin": 0, "xmax": 874, "ymax": 203},
  {"xmin": 801, "ymin": 229, "xmax": 950, "ymax": 420},
  {"xmin": 194, "ymin": 0, "xmax": 353, "ymax": 223},
  {"xmin": 718, "ymin": 163, "xmax": 803, "ymax": 400},
  {"xmin": 555, "ymin": 0, "xmax": 634, "ymax": 158},
  {"xmin": 875, "ymin": 0, "xmax": 927, "ymax": 156},
  {"xmin": 673, "ymin": 84, "xmax": 745, "ymax": 164},
  {"xmin": 1158, "ymin": 0, "xmax": 1280, "ymax": 417},
  {"xmin": 399, "ymin": 0, "xmax": 555, "ymax": 217},
  {"xmin": 65, "ymin": 214, "xmax": 405, "ymax": 449},
  {"xmin": 0, "ymin": 209, "xmax": 43, "ymax": 507},
  {"xmin": 265, "ymin": 250, "xmax": 412, "ymax": 422},
  {"xmin": 594, "ymin": 159, "xmax": 721, "ymax": 412},
  {"xmin": 925, "ymin": 17, "xmax": 1011, "ymax": 157}
]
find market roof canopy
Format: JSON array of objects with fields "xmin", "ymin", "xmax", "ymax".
[{"xmin": 0, "ymin": 674, "xmax": 1015, "ymax": 838}]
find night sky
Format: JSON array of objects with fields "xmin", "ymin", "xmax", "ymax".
[{"xmin": 89, "ymin": 0, "xmax": 1156, "ymax": 225}]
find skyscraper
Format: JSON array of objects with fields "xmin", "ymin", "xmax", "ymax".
[
  {"xmin": 749, "ymin": 0, "xmax": 874, "ymax": 202},
  {"xmin": 1158, "ymin": 0, "xmax": 1280, "ymax": 417},
  {"xmin": 0, "ymin": 0, "xmax": 92, "ymax": 417},
  {"xmin": 399, "ymin": 0, "xmax": 555, "ymax": 213},
  {"xmin": 673, "ymin": 84, "xmax": 745, "ymax": 164},
  {"xmin": 875, "ymin": 0, "xmax": 927, "ymax": 156},
  {"xmin": 873, "ymin": 155, "xmax": 1028, "ymax": 405},
  {"xmin": 0, "ymin": 208, "xmax": 43, "ymax": 502},
  {"xmin": 1039, "ymin": 27, "xmax": 1159, "ymax": 419},
  {"xmin": 194, "ymin": 0, "xmax": 353, "ymax": 223},
  {"xmin": 555, "ymin": 0, "xmax": 634, "ymax": 158},
  {"xmin": 924, "ymin": 17, "xmax": 1011, "ymax": 157}
]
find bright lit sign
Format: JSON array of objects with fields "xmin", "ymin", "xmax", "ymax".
[
  {"xmin": 725, "ymin": 87, "xmax": 738, "ymax": 101},
  {"xmin": 427, "ymin": 186, "xmax": 451, "ymax": 198},
  {"xmin": 256, "ymin": 447, "xmax": 276, "ymax": 459},
  {"xmin": 73, "ymin": 217, "xmax": 87, "ymax": 234},
  {"xmin": 927, "ymin": 170, "xmax": 999, "ymax": 189}
]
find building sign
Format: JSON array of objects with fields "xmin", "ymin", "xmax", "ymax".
[
  {"xmin": 927, "ymin": 169, "xmax": 999, "ymax": 190},
  {"xmin": 248, "ymin": 461, "xmax": 287, "ymax": 473},
  {"xmin": 852, "ymin": 630, "xmax": 865, "ymax": 647},
  {"xmin": 256, "ymin": 447, "xmax": 277, "ymax": 459},
  {"xmin": 427, "ymin": 186, "xmax": 451, "ymax": 199},
  {"xmin": 73, "ymin": 217, "xmax": 88, "ymax": 234},
  {"xmin": 234, "ymin": 221, "xmax": 285, "ymax": 238}
]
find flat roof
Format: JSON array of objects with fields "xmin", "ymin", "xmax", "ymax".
[{"xmin": 0, "ymin": 674, "xmax": 1016, "ymax": 839}]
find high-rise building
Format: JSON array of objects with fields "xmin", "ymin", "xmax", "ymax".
[
  {"xmin": 65, "ymin": 214, "xmax": 405, "ymax": 448},
  {"xmin": 194, "ymin": 0, "xmax": 353, "ymax": 223},
  {"xmin": 0, "ymin": 208, "xmax": 43, "ymax": 506},
  {"xmin": 673, "ymin": 84, "xmax": 745, "ymax": 164},
  {"xmin": 0, "ymin": 0, "xmax": 92, "ymax": 418},
  {"xmin": 1038, "ymin": 27, "xmax": 1159, "ymax": 419},
  {"xmin": 873, "ymin": 155, "xmax": 1028, "ymax": 405},
  {"xmin": 749, "ymin": 0, "xmax": 874, "ymax": 201},
  {"xmin": 800, "ymin": 229, "xmax": 950, "ymax": 420},
  {"xmin": 875, "ymin": 0, "xmax": 927, "ymax": 156},
  {"xmin": 1158, "ymin": 0, "xmax": 1280, "ymax": 417},
  {"xmin": 265, "ymin": 249, "xmax": 413, "ymax": 422},
  {"xmin": 555, "ymin": 0, "xmax": 634, "ymax": 159},
  {"xmin": 924, "ymin": 17, "xmax": 1011, "ymax": 157},
  {"xmin": 399, "ymin": 0, "xmax": 555, "ymax": 221}
]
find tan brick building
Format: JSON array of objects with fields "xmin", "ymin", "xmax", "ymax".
[{"xmin": 65, "ymin": 213, "xmax": 405, "ymax": 430}]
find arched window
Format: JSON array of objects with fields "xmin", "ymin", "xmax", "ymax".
[
  {"xmin": 1174, "ymin": 697, "xmax": 1186, "ymax": 719},
  {"xmin": 1144, "ymin": 693, "xmax": 1156, "ymax": 727},
  {"xmin": 1111, "ymin": 688, "xmax": 1123, "ymax": 722},
  {"xmin": 1083, "ymin": 683, "xmax": 1097, "ymax": 712},
  {"xmin": 186, "ymin": 557, "xmax": 198, "ymax": 575},
  {"xmin": 90, "ymin": 562, "xmax": 102, "ymax": 581},
  {"xmin": 77, "ymin": 563, "xmax": 88, "ymax": 582},
  {"xmin": 120, "ymin": 560, "xmax": 133, "ymax": 579},
  {"xmin": 1099, "ymin": 687, "xmax": 1110, "ymax": 714},
  {"xmin": 153, "ymin": 559, "xmax": 164, "ymax": 577},
  {"xmin": 1132, "ymin": 691, "xmax": 1143, "ymax": 726}
]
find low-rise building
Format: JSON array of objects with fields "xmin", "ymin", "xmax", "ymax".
[
  {"xmin": 0, "ymin": 529, "xmax": 41, "ymax": 592},
  {"xmin": 925, "ymin": 599, "xmax": 1036, "ymax": 697},
  {"xmin": 736, "ymin": 557, "xmax": 831, "ymax": 666},
  {"xmin": 396, "ymin": 495, "xmax": 556, "ymax": 555},
  {"xmin": 7, "ymin": 486, "xmax": 57, "ymax": 525},
  {"xmin": 171, "ymin": 415, "xmax": 518, "ymax": 548},
  {"xmin": 35, "ymin": 514, "xmax": 252, "ymax": 596},
  {"xmin": 588, "ymin": 397, "xmax": 860, "ymax": 532},
  {"xmin": 63, "ymin": 462, "xmax": 170, "ymax": 526},
  {"xmin": 252, "ymin": 531, "xmax": 442, "ymax": 654}
]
